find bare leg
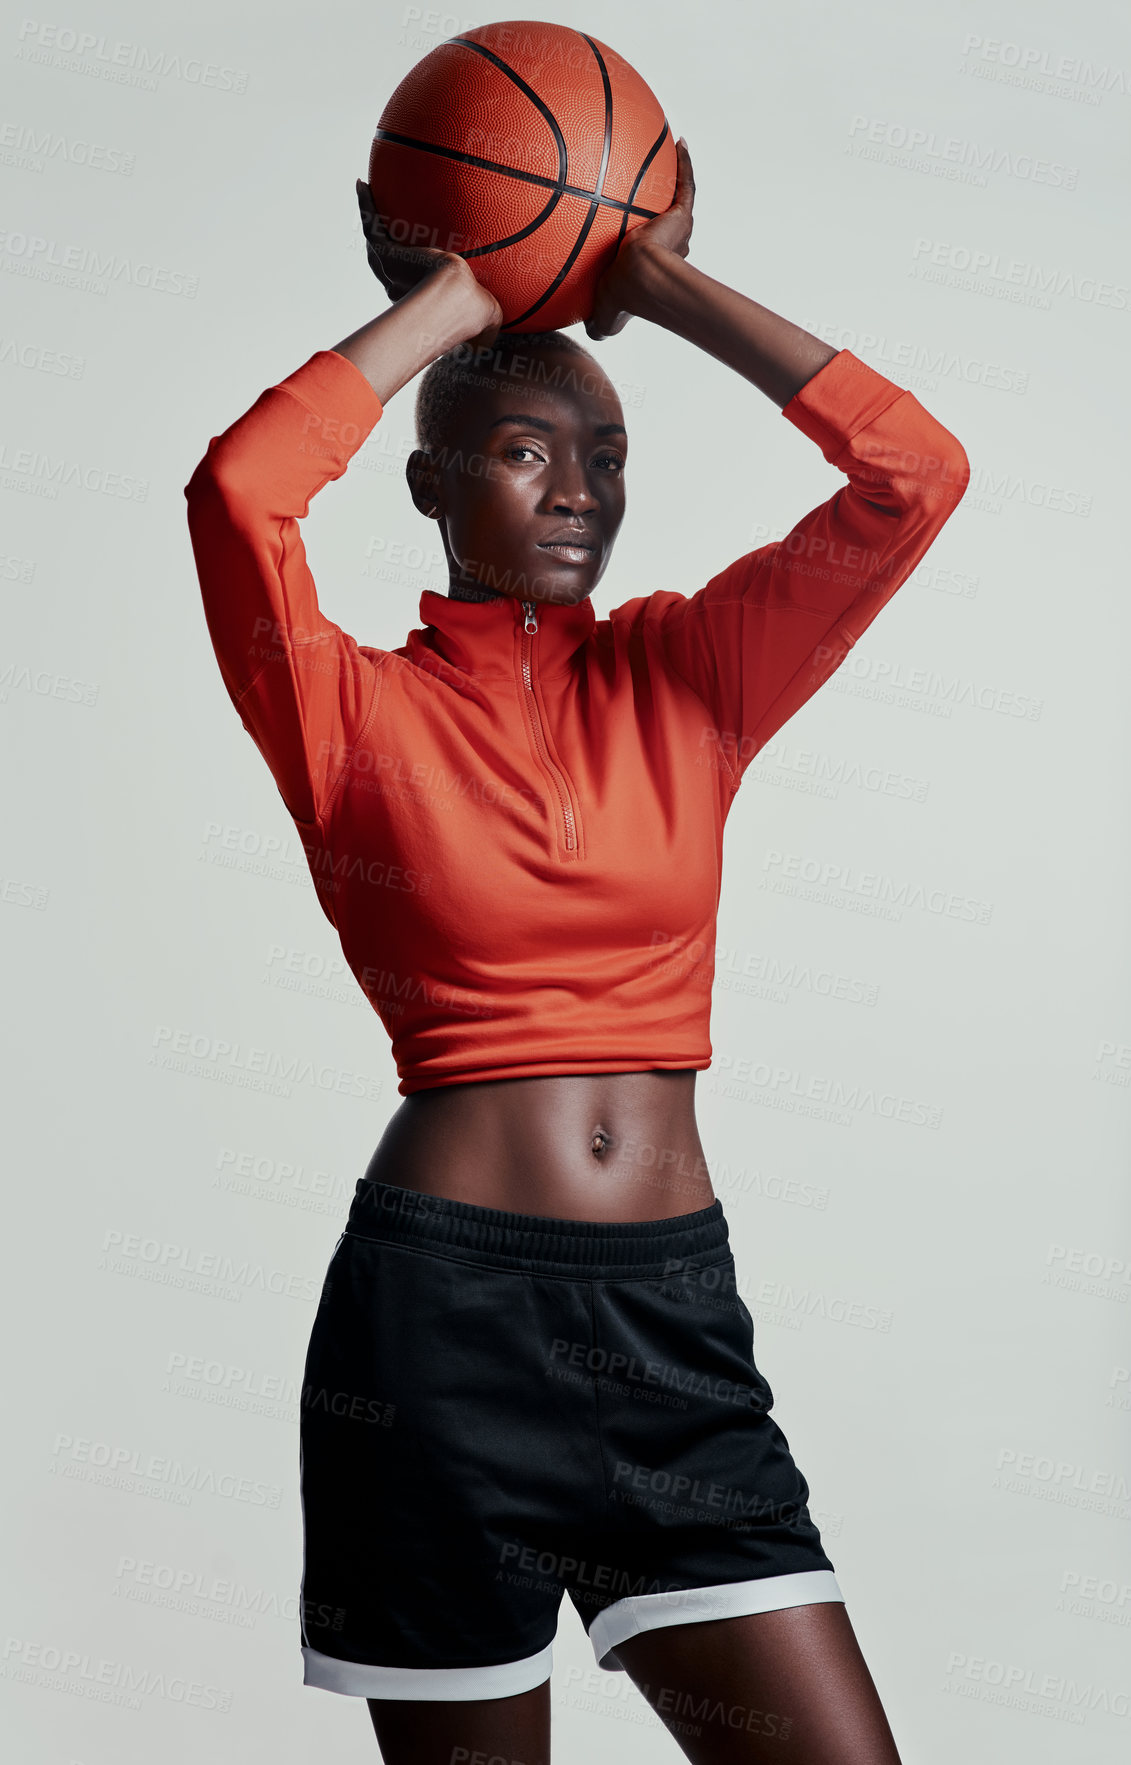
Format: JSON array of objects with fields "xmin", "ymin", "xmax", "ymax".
[
  {"xmin": 614, "ymin": 1602, "xmax": 902, "ymax": 1764},
  {"xmin": 367, "ymin": 1678, "xmax": 551, "ymax": 1764}
]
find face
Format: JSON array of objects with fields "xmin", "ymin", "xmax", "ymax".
[{"xmin": 411, "ymin": 345, "xmax": 627, "ymax": 606}]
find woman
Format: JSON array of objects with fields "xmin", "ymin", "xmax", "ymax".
[{"xmin": 185, "ymin": 141, "xmax": 968, "ymax": 1764}]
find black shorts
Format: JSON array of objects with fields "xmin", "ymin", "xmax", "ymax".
[{"xmin": 298, "ymin": 1179, "xmax": 841, "ymax": 1700}]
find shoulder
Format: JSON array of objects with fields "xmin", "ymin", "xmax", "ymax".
[{"xmin": 604, "ymin": 589, "xmax": 690, "ymax": 638}]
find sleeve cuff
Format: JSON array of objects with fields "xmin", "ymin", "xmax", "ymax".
[
  {"xmin": 272, "ymin": 349, "xmax": 385, "ymax": 453},
  {"xmin": 780, "ymin": 348, "xmax": 907, "ymax": 462}
]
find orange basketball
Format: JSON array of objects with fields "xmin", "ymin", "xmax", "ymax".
[{"xmin": 367, "ymin": 20, "xmax": 677, "ymax": 332}]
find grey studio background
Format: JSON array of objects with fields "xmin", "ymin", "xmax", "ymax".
[{"xmin": 3, "ymin": 0, "xmax": 1129, "ymax": 1759}]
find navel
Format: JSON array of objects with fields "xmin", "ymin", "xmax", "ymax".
[{"xmin": 589, "ymin": 1125, "xmax": 613, "ymax": 1160}]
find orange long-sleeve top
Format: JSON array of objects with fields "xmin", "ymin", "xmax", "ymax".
[{"xmin": 184, "ymin": 346, "xmax": 968, "ymax": 1095}]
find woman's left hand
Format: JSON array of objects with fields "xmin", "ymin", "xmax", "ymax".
[{"xmin": 584, "ymin": 137, "xmax": 695, "ymax": 342}]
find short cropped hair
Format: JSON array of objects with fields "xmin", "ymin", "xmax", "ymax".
[{"xmin": 414, "ymin": 328, "xmax": 602, "ymax": 460}]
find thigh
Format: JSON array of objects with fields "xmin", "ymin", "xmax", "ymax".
[
  {"xmin": 583, "ymin": 1249, "xmax": 837, "ymax": 1615},
  {"xmin": 615, "ymin": 1602, "xmax": 901, "ymax": 1765},
  {"xmin": 300, "ymin": 1229, "xmax": 591, "ymax": 1681},
  {"xmin": 367, "ymin": 1678, "xmax": 550, "ymax": 1765}
]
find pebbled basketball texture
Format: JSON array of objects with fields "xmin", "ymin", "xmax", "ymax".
[{"xmin": 368, "ymin": 19, "xmax": 676, "ymax": 332}]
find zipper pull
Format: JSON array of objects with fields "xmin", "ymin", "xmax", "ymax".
[{"xmin": 522, "ymin": 600, "xmax": 539, "ymax": 634}]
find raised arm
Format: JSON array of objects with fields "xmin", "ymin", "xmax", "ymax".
[
  {"xmin": 594, "ymin": 144, "xmax": 970, "ymax": 788},
  {"xmin": 183, "ymin": 202, "xmax": 500, "ymax": 830}
]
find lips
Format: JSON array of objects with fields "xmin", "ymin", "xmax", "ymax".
[{"xmin": 537, "ymin": 532, "xmax": 596, "ymax": 564}]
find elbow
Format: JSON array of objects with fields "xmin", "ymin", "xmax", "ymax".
[
  {"xmin": 877, "ymin": 390, "xmax": 971, "ymax": 519},
  {"xmin": 183, "ymin": 450, "xmax": 258, "ymax": 565},
  {"xmin": 184, "ymin": 442, "xmax": 256, "ymax": 522},
  {"xmin": 940, "ymin": 431, "xmax": 970, "ymax": 507},
  {"xmin": 184, "ymin": 455, "xmax": 210, "ymax": 505},
  {"xmin": 906, "ymin": 423, "xmax": 970, "ymax": 523},
  {"xmin": 184, "ymin": 439, "xmax": 225, "ymax": 507}
]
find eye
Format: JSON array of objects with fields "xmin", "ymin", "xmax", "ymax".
[{"xmin": 503, "ymin": 443, "xmax": 624, "ymax": 472}]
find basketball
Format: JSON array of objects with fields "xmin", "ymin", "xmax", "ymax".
[{"xmin": 367, "ymin": 20, "xmax": 677, "ymax": 332}]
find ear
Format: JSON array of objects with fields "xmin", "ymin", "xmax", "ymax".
[{"xmin": 406, "ymin": 448, "xmax": 441, "ymax": 519}]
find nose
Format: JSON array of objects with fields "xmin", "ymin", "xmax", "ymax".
[
  {"xmin": 545, "ymin": 456, "xmax": 601, "ymax": 516},
  {"xmin": 549, "ymin": 484, "xmax": 600, "ymax": 518}
]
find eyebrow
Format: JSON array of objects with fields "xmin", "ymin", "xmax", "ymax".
[{"xmin": 487, "ymin": 413, "xmax": 628, "ymax": 438}]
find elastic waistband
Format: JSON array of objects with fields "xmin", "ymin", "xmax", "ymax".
[{"xmin": 343, "ymin": 1179, "xmax": 731, "ymax": 1279}]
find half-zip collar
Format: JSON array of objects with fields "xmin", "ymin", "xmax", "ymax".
[{"xmin": 415, "ymin": 588, "xmax": 596, "ymax": 680}]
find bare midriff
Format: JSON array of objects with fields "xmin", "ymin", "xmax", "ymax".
[{"xmin": 363, "ymin": 1070, "xmax": 715, "ymax": 1222}]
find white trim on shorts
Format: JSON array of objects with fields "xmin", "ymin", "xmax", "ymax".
[
  {"xmin": 588, "ymin": 1568, "xmax": 845, "ymax": 1671},
  {"xmin": 301, "ymin": 1639, "xmax": 554, "ymax": 1700}
]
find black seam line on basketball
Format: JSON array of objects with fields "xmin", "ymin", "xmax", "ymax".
[
  {"xmin": 582, "ymin": 33, "xmax": 613, "ymax": 203},
  {"xmin": 448, "ymin": 35, "xmax": 568, "ymax": 185},
  {"xmin": 461, "ymin": 191, "xmax": 565, "ymax": 258},
  {"xmin": 371, "ymin": 130, "xmax": 662, "ymax": 220},
  {"xmin": 616, "ymin": 121, "xmax": 670, "ymax": 251},
  {"xmin": 379, "ymin": 35, "xmax": 580, "ymax": 258},
  {"xmin": 505, "ymin": 34, "xmax": 614, "ymax": 327}
]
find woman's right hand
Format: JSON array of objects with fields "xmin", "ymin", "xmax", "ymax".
[{"xmin": 355, "ymin": 178, "xmax": 503, "ymax": 353}]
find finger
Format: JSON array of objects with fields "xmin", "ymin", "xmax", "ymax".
[
  {"xmin": 364, "ymin": 205, "xmax": 397, "ymax": 248},
  {"xmin": 674, "ymin": 139, "xmax": 695, "ymax": 207},
  {"xmin": 373, "ymin": 216, "xmax": 411, "ymax": 255}
]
